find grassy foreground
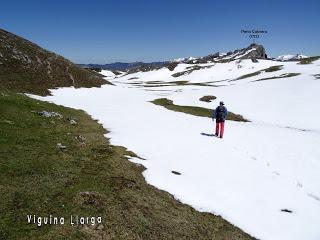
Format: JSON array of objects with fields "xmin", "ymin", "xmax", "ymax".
[
  {"xmin": 151, "ymin": 98, "xmax": 248, "ymax": 122},
  {"xmin": 0, "ymin": 92, "xmax": 254, "ymax": 240}
]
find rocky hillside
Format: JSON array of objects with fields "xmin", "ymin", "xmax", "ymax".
[{"xmin": 0, "ymin": 28, "xmax": 107, "ymax": 95}]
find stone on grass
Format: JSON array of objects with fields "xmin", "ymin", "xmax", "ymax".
[
  {"xmin": 70, "ymin": 119, "xmax": 77, "ymax": 125},
  {"xmin": 67, "ymin": 117, "xmax": 78, "ymax": 125},
  {"xmin": 76, "ymin": 135, "xmax": 86, "ymax": 143},
  {"xmin": 57, "ymin": 143, "xmax": 67, "ymax": 150},
  {"xmin": 3, "ymin": 120, "xmax": 14, "ymax": 125},
  {"xmin": 38, "ymin": 111, "xmax": 63, "ymax": 119}
]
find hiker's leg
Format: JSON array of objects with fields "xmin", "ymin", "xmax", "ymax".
[
  {"xmin": 220, "ymin": 122, "xmax": 225, "ymax": 138},
  {"xmin": 215, "ymin": 122, "xmax": 219, "ymax": 136}
]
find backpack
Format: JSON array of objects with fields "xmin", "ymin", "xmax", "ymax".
[{"xmin": 216, "ymin": 106, "xmax": 225, "ymax": 119}]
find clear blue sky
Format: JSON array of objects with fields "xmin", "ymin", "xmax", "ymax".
[{"xmin": 1, "ymin": 0, "xmax": 319, "ymax": 63}]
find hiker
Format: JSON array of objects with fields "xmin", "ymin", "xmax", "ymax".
[{"xmin": 212, "ymin": 101, "xmax": 228, "ymax": 138}]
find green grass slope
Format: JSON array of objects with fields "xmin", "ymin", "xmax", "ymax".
[
  {"xmin": 0, "ymin": 92, "xmax": 254, "ymax": 240},
  {"xmin": 0, "ymin": 28, "xmax": 108, "ymax": 96}
]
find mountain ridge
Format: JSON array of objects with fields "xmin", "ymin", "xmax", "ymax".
[
  {"xmin": 79, "ymin": 44, "xmax": 268, "ymax": 72},
  {"xmin": 78, "ymin": 61, "xmax": 168, "ymax": 71}
]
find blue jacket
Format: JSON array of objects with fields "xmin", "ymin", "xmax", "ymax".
[{"xmin": 212, "ymin": 105, "xmax": 228, "ymax": 122}]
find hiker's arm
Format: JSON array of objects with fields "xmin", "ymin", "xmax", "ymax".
[
  {"xmin": 224, "ymin": 107, "xmax": 228, "ymax": 119},
  {"xmin": 212, "ymin": 109, "xmax": 216, "ymax": 119}
]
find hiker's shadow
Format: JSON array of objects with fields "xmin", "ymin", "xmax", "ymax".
[{"xmin": 200, "ymin": 132, "xmax": 215, "ymax": 137}]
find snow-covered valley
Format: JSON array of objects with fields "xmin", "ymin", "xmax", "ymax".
[{"xmin": 32, "ymin": 58, "xmax": 320, "ymax": 240}]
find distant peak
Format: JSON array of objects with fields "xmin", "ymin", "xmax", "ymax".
[
  {"xmin": 275, "ymin": 54, "xmax": 308, "ymax": 61},
  {"xmin": 173, "ymin": 44, "xmax": 268, "ymax": 64}
]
